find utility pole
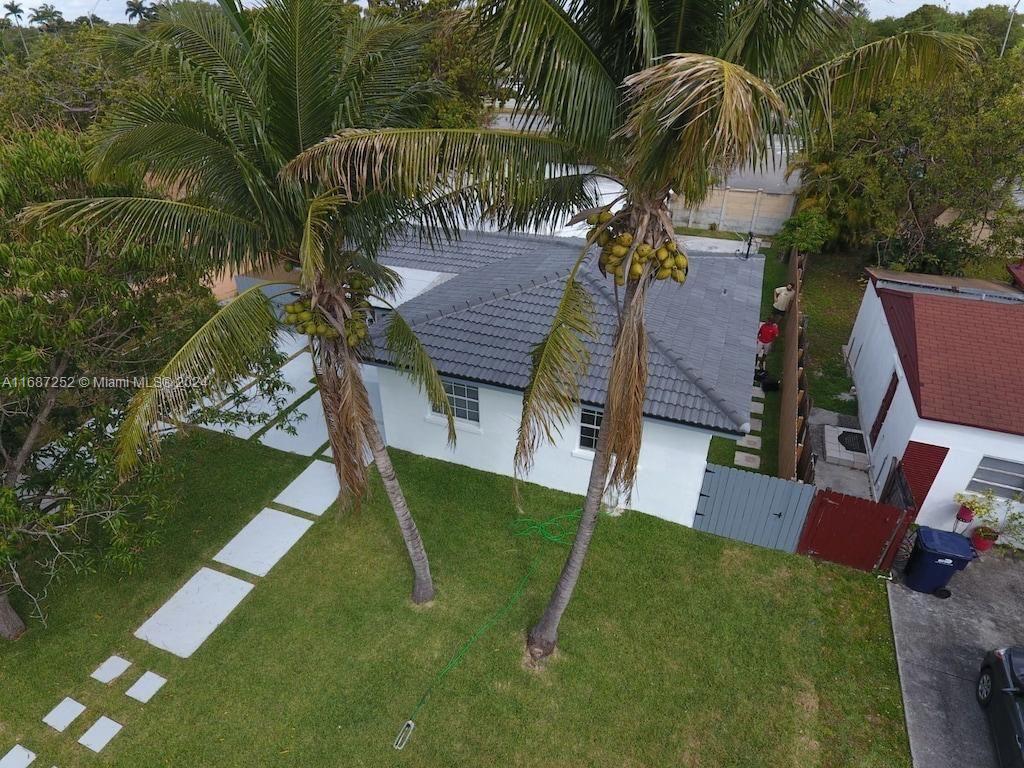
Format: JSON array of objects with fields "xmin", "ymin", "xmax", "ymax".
[{"xmin": 1001, "ymin": 0, "xmax": 1021, "ymax": 58}]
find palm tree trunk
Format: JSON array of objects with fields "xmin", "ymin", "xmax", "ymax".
[
  {"xmin": 364, "ymin": 418, "xmax": 435, "ymax": 604},
  {"xmin": 526, "ymin": 411, "xmax": 612, "ymax": 658},
  {"xmin": 0, "ymin": 591, "xmax": 26, "ymax": 640}
]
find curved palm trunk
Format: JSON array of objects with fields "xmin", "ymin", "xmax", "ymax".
[
  {"xmin": 316, "ymin": 338, "xmax": 434, "ymax": 604},
  {"xmin": 527, "ymin": 411, "xmax": 612, "ymax": 658}
]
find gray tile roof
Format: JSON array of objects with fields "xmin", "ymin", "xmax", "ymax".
[{"xmin": 369, "ymin": 231, "xmax": 765, "ymax": 434}]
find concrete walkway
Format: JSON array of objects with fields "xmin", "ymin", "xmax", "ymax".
[{"xmin": 888, "ymin": 549, "xmax": 1024, "ymax": 768}]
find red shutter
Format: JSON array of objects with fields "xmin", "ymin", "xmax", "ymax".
[
  {"xmin": 901, "ymin": 441, "xmax": 949, "ymax": 508},
  {"xmin": 870, "ymin": 372, "xmax": 899, "ymax": 445}
]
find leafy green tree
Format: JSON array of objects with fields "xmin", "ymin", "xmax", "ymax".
[
  {"xmin": 774, "ymin": 208, "xmax": 836, "ymax": 253},
  {"xmin": 28, "ymin": 3, "xmax": 63, "ymax": 32},
  {"xmin": 23, "ymin": 0, "xmax": 561, "ymax": 605},
  {"xmin": 294, "ymin": 0, "xmax": 974, "ymax": 658},
  {"xmin": 0, "ymin": 129, "xmax": 216, "ymax": 637},
  {"xmin": 125, "ymin": 0, "xmax": 149, "ymax": 22}
]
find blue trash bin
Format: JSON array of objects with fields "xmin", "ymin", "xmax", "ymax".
[{"xmin": 903, "ymin": 526, "xmax": 976, "ymax": 594}]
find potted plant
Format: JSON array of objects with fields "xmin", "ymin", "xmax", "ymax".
[{"xmin": 955, "ymin": 490, "xmax": 1024, "ymax": 552}]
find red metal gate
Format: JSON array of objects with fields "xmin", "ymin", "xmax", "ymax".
[{"xmin": 796, "ymin": 490, "xmax": 913, "ymax": 572}]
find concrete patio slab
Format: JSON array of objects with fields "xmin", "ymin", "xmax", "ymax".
[
  {"xmin": 90, "ymin": 655, "xmax": 131, "ymax": 684},
  {"xmin": 259, "ymin": 395, "xmax": 329, "ymax": 456},
  {"xmin": 42, "ymin": 697, "xmax": 86, "ymax": 732},
  {"xmin": 77, "ymin": 716, "xmax": 122, "ymax": 753},
  {"xmin": 0, "ymin": 745, "xmax": 35, "ymax": 768},
  {"xmin": 134, "ymin": 567, "xmax": 254, "ymax": 659},
  {"xmin": 750, "ymin": 399, "xmax": 764, "ymax": 414},
  {"xmin": 273, "ymin": 461, "xmax": 340, "ymax": 516},
  {"xmin": 737, "ymin": 434, "xmax": 762, "ymax": 450},
  {"xmin": 125, "ymin": 671, "xmax": 167, "ymax": 704},
  {"xmin": 734, "ymin": 451, "xmax": 760, "ymax": 469},
  {"xmin": 888, "ymin": 550, "xmax": 1024, "ymax": 768},
  {"xmin": 213, "ymin": 508, "xmax": 313, "ymax": 577}
]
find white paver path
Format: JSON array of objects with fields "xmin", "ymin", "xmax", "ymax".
[
  {"xmin": 205, "ymin": 353, "xmax": 316, "ymax": 439},
  {"xmin": 273, "ymin": 461, "xmax": 340, "ymax": 516},
  {"xmin": 125, "ymin": 671, "xmax": 167, "ymax": 704},
  {"xmin": 77, "ymin": 716, "xmax": 122, "ymax": 753},
  {"xmin": 738, "ymin": 434, "xmax": 762, "ymax": 450},
  {"xmin": 91, "ymin": 655, "xmax": 132, "ymax": 684},
  {"xmin": 135, "ymin": 567, "xmax": 254, "ymax": 659},
  {"xmin": 213, "ymin": 509, "xmax": 313, "ymax": 577},
  {"xmin": 734, "ymin": 451, "xmax": 761, "ymax": 470},
  {"xmin": 0, "ymin": 745, "xmax": 35, "ymax": 768},
  {"xmin": 750, "ymin": 399, "xmax": 764, "ymax": 414},
  {"xmin": 259, "ymin": 395, "xmax": 329, "ymax": 456},
  {"xmin": 42, "ymin": 697, "xmax": 86, "ymax": 732}
]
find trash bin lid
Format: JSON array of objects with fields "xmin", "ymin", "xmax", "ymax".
[{"xmin": 917, "ymin": 526, "xmax": 975, "ymax": 560}]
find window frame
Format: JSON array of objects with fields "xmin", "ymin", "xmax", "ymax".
[
  {"xmin": 432, "ymin": 378, "xmax": 480, "ymax": 424},
  {"xmin": 967, "ymin": 456, "xmax": 1024, "ymax": 501},
  {"xmin": 578, "ymin": 406, "xmax": 603, "ymax": 452}
]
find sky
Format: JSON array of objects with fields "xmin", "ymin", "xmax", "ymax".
[{"xmin": 30, "ymin": 0, "xmax": 1019, "ymax": 31}]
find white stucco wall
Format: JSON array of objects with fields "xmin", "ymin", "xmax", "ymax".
[
  {"xmin": 911, "ymin": 420, "xmax": 1024, "ymax": 531},
  {"xmin": 375, "ymin": 367, "xmax": 713, "ymax": 527},
  {"xmin": 848, "ymin": 283, "xmax": 920, "ymax": 495}
]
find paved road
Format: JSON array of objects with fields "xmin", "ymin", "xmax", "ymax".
[{"xmin": 889, "ymin": 550, "xmax": 1024, "ymax": 768}]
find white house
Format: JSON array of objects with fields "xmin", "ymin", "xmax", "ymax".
[
  {"xmin": 847, "ymin": 269, "xmax": 1024, "ymax": 531},
  {"xmin": 363, "ymin": 230, "xmax": 764, "ymax": 527}
]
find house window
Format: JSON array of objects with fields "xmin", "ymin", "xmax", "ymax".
[
  {"xmin": 433, "ymin": 379, "xmax": 479, "ymax": 423},
  {"xmin": 869, "ymin": 371, "xmax": 899, "ymax": 445},
  {"xmin": 967, "ymin": 457, "xmax": 1024, "ymax": 501},
  {"xmin": 579, "ymin": 407, "xmax": 603, "ymax": 451}
]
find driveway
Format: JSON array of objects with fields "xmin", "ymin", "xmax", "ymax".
[{"xmin": 888, "ymin": 549, "xmax": 1024, "ymax": 768}]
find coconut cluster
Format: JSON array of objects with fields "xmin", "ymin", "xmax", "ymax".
[
  {"xmin": 586, "ymin": 212, "xmax": 688, "ymax": 288},
  {"xmin": 282, "ymin": 298, "xmax": 340, "ymax": 340}
]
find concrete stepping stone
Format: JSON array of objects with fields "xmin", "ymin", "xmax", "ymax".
[
  {"xmin": 125, "ymin": 671, "xmax": 166, "ymax": 704},
  {"xmin": 135, "ymin": 567, "xmax": 254, "ymax": 659},
  {"xmin": 213, "ymin": 509, "xmax": 313, "ymax": 577},
  {"xmin": 750, "ymin": 399, "xmax": 764, "ymax": 414},
  {"xmin": 734, "ymin": 451, "xmax": 761, "ymax": 470},
  {"xmin": 749, "ymin": 417, "xmax": 762, "ymax": 432},
  {"xmin": 259, "ymin": 395, "xmax": 329, "ymax": 456},
  {"xmin": 42, "ymin": 697, "xmax": 86, "ymax": 732},
  {"xmin": 91, "ymin": 655, "xmax": 132, "ymax": 684},
  {"xmin": 738, "ymin": 434, "xmax": 762, "ymax": 450},
  {"xmin": 0, "ymin": 745, "xmax": 35, "ymax": 768},
  {"xmin": 77, "ymin": 716, "xmax": 122, "ymax": 753},
  {"xmin": 752, "ymin": 385, "xmax": 764, "ymax": 399},
  {"xmin": 205, "ymin": 354, "xmax": 316, "ymax": 439},
  {"xmin": 273, "ymin": 461, "xmax": 340, "ymax": 516}
]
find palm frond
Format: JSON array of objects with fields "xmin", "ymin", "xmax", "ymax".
[
  {"xmin": 383, "ymin": 311, "xmax": 456, "ymax": 446},
  {"xmin": 299, "ymin": 191, "xmax": 349, "ymax": 287},
  {"xmin": 478, "ymin": 0, "xmax": 620, "ymax": 151},
  {"xmin": 777, "ymin": 30, "xmax": 977, "ymax": 145},
  {"xmin": 619, "ymin": 53, "xmax": 787, "ymax": 204},
  {"xmin": 20, "ymin": 196, "xmax": 272, "ymax": 273},
  {"xmin": 115, "ymin": 283, "xmax": 279, "ymax": 476},
  {"xmin": 514, "ymin": 246, "xmax": 596, "ymax": 481}
]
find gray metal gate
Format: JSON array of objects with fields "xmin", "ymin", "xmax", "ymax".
[{"xmin": 694, "ymin": 464, "xmax": 815, "ymax": 553}]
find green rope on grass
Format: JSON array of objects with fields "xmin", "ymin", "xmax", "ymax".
[{"xmin": 396, "ymin": 509, "xmax": 580, "ymax": 745}]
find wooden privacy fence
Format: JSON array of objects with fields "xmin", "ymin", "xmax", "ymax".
[
  {"xmin": 778, "ymin": 250, "xmax": 813, "ymax": 484},
  {"xmin": 796, "ymin": 490, "xmax": 914, "ymax": 572}
]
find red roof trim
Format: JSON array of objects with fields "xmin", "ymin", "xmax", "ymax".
[{"xmin": 901, "ymin": 441, "xmax": 949, "ymax": 508}]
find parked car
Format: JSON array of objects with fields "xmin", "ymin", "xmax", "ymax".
[{"xmin": 978, "ymin": 647, "xmax": 1024, "ymax": 767}]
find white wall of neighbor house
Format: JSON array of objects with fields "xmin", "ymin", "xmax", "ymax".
[
  {"xmin": 847, "ymin": 283, "xmax": 920, "ymax": 496},
  {"xmin": 668, "ymin": 187, "xmax": 796, "ymax": 235},
  {"xmin": 911, "ymin": 420, "xmax": 1024, "ymax": 532},
  {"xmin": 374, "ymin": 367, "xmax": 713, "ymax": 527}
]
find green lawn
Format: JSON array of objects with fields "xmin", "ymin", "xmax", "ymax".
[
  {"xmin": 708, "ymin": 251, "xmax": 785, "ymax": 475},
  {"xmin": 675, "ymin": 225, "xmax": 746, "ymax": 241},
  {"xmin": 800, "ymin": 253, "xmax": 869, "ymax": 416},
  {"xmin": 2, "ymin": 432, "xmax": 908, "ymax": 767}
]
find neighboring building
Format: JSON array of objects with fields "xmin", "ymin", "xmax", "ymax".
[
  {"xmin": 364, "ymin": 230, "xmax": 764, "ymax": 527},
  {"xmin": 847, "ymin": 269, "xmax": 1024, "ymax": 531}
]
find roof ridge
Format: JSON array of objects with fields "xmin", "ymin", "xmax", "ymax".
[{"xmin": 582, "ymin": 270, "xmax": 750, "ymax": 433}]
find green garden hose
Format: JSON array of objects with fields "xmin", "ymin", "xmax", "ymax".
[{"xmin": 393, "ymin": 510, "xmax": 580, "ymax": 750}]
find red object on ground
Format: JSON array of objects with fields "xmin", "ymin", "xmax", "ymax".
[
  {"xmin": 971, "ymin": 527, "xmax": 997, "ymax": 552},
  {"xmin": 757, "ymin": 321, "xmax": 779, "ymax": 344},
  {"xmin": 956, "ymin": 506, "xmax": 975, "ymax": 524}
]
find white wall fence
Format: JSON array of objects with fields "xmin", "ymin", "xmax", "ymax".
[{"xmin": 670, "ymin": 187, "xmax": 796, "ymax": 235}]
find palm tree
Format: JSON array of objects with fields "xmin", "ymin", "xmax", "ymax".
[
  {"xmin": 20, "ymin": 0, "xmax": 575, "ymax": 604},
  {"xmin": 125, "ymin": 0, "xmax": 148, "ymax": 22},
  {"xmin": 3, "ymin": 1, "xmax": 28, "ymax": 53},
  {"xmin": 286, "ymin": 0, "xmax": 975, "ymax": 656},
  {"xmin": 28, "ymin": 3, "xmax": 62, "ymax": 31}
]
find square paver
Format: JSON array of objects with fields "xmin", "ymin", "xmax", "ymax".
[
  {"xmin": 738, "ymin": 434, "xmax": 762, "ymax": 450},
  {"xmin": 750, "ymin": 399, "xmax": 764, "ymax": 414},
  {"xmin": 77, "ymin": 716, "xmax": 122, "ymax": 753},
  {"xmin": 125, "ymin": 671, "xmax": 167, "ymax": 704},
  {"xmin": 134, "ymin": 567, "xmax": 254, "ymax": 659},
  {"xmin": 213, "ymin": 508, "xmax": 313, "ymax": 577},
  {"xmin": 0, "ymin": 745, "xmax": 35, "ymax": 768},
  {"xmin": 42, "ymin": 697, "xmax": 86, "ymax": 732},
  {"xmin": 91, "ymin": 655, "xmax": 132, "ymax": 684},
  {"xmin": 752, "ymin": 385, "xmax": 764, "ymax": 399},
  {"xmin": 734, "ymin": 451, "xmax": 761, "ymax": 470},
  {"xmin": 749, "ymin": 417, "xmax": 762, "ymax": 432},
  {"xmin": 273, "ymin": 461, "xmax": 340, "ymax": 516},
  {"xmin": 259, "ymin": 395, "xmax": 329, "ymax": 456}
]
